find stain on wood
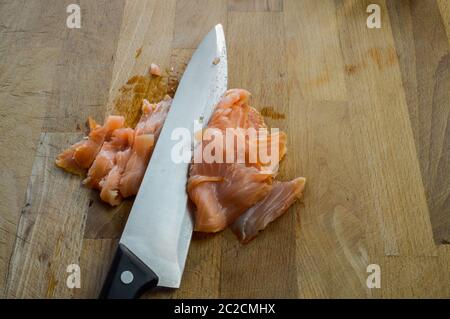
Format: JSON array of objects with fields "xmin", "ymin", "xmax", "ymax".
[
  {"xmin": 135, "ymin": 47, "xmax": 143, "ymax": 59},
  {"xmin": 260, "ymin": 106, "xmax": 286, "ymax": 120},
  {"xmin": 110, "ymin": 73, "xmax": 169, "ymax": 127}
]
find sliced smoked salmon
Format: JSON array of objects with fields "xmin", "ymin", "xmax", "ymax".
[
  {"xmin": 83, "ymin": 128, "xmax": 134, "ymax": 189},
  {"xmin": 99, "ymin": 148, "xmax": 132, "ymax": 206},
  {"xmin": 119, "ymin": 134, "xmax": 155, "ymax": 198},
  {"xmin": 231, "ymin": 177, "xmax": 306, "ymax": 243},
  {"xmin": 188, "ymin": 89, "xmax": 306, "ymax": 242},
  {"xmin": 55, "ymin": 96, "xmax": 171, "ymax": 205},
  {"xmin": 188, "ymin": 163, "xmax": 273, "ymax": 232},
  {"xmin": 134, "ymin": 96, "xmax": 172, "ymax": 137},
  {"xmin": 118, "ymin": 96, "xmax": 172, "ymax": 198},
  {"xmin": 56, "ymin": 116, "xmax": 125, "ymax": 175}
]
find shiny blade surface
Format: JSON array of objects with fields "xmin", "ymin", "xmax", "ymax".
[{"xmin": 120, "ymin": 24, "xmax": 227, "ymax": 288}]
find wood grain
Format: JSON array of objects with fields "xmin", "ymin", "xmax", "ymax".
[
  {"xmin": 285, "ymin": 0, "xmax": 347, "ymax": 101},
  {"xmin": 43, "ymin": 0, "xmax": 125, "ymax": 132},
  {"xmin": 387, "ymin": 0, "xmax": 450, "ymax": 244},
  {"xmin": 437, "ymin": 0, "xmax": 450, "ymax": 45},
  {"xmin": 0, "ymin": 0, "xmax": 62, "ymax": 298},
  {"xmin": 106, "ymin": 0, "xmax": 176, "ymax": 111},
  {"xmin": 377, "ymin": 256, "xmax": 449, "ymax": 298},
  {"xmin": 172, "ymin": 0, "xmax": 228, "ymax": 49},
  {"xmin": 286, "ymin": 0, "xmax": 370, "ymax": 298},
  {"xmin": 5, "ymin": 133, "xmax": 91, "ymax": 298},
  {"xmin": 228, "ymin": 0, "xmax": 283, "ymax": 12},
  {"xmin": 336, "ymin": 0, "xmax": 436, "ymax": 257},
  {"xmin": 1, "ymin": 0, "xmax": 450, "ymax": 299}
]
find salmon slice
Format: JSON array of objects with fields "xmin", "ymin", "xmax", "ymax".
[
  {"xmin": 231, "ymin": 177, "xmax": 306, "ymax": 243},
  {"xmin": 188, "ymin": 163, "xmax": 273, "ymax": 232},
  {"xmin": 118, "ymin": 96, "xmax": 172, "ymax": 198},
  {"xmin": 134, "ymin": 96, "xmax": 172, "ymax": 136},
  {"xmin": 83, "ymin": 128, "xmax": 134, "ymax": 189},
  {"xmin": 99, "ymin": 148, "xmax": 132, "ymax": 206},
  {"xmin": 55, "ymin": 116, "xmax": 125, "ymax": 175},
  {"xmin": 56, "ymin": 96, "xmax": 171, "ymax": 205},
  {"xmin": 119, "ymin": 134, "xmax": 155, "ymax": 198},
  {"xmin": 204, "ymin": 89, "xmax": 287, "ymax": 172},
  {"xmin": 188, "ymin": 89, "xmax": 306, "ymax": 240}
]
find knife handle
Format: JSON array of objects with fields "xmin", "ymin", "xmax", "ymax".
[{"xmin": 99, "ymin": 243, "xmax": 158, "ymax": 299}]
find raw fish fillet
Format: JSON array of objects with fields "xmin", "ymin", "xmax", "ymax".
[{"xmin": 55, "ymin": 116, "xmax": 125, "ymax": 175}]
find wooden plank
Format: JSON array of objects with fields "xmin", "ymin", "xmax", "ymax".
[
  {"xmin": 0, "ymin": 0, "xmax": 70, "ymax": 298},
  {"xmin": 0, "ymin": 0, "xmax": 125, "ymax": 298},
  {"xmin": 285, "ymin": 0, "xmax": 374, "ymax": 298},
  {"xmin": 291, "ymin": 100, "xmax": 373, "ymax": 298},
  {"xmin": 228, "ymin": 0, "xmax": 283, "ymax": 12},
  {"xmin": 387, "ymin": 0, "xmax": 450, "ymax": 244},
  {"xmin": 226, "ymin": 13, "xmax": 288, "ymax": 124},
  {"xmin": 285, "ymin": 0, "xmax": 347, "ymax": 102},
  {"xmin": 43, "ymin": 0, "xmax": 125, "ymax": 132},
  {"xmin": 335, "ymin": 0, "xmax": 436, "ymax": 257},
  {"xmin": 74, "ymin": 239, "xmax": 117, "ymax": 298},
  {"xmin": 4, "ymin": 133, "xmax": 91, "ymax": 298},
  {"xmin": 219, "ymin": 12, "xmax": 297, "ymax": 298},
  {"xmin": 437, "ymin": 0, "xmax": 450, "ymax": 45},
  {"xmin": 172, "ymin": 0, "xmax": 228, "ymax": 49},
  {"xmin": 378, "ymin": 256, "xmax": 449, "ymax": 298}
]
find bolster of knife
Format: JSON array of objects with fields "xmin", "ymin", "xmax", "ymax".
[{"xmin": 99, "ymin": 243, "xmax": 159, "ymax": 299}]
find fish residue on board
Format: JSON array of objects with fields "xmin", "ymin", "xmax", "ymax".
[
  {"xmin": 109, "ymin": 62, "xmax": 179, "ymax": 128},
  {"xmin": 135, "ymin": 47, "xmax": 142, "ymax": 59},
  {"xmin": 260, "ymin": 107, "xmax": 286, "ymax": 120}
]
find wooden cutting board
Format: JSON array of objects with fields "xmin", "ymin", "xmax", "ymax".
[{"xmin": 1, "ymin": 0, "xmax": 449, "ymax": 298}]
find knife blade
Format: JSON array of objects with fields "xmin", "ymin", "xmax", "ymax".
[{"xmin": 99, "ymin": 24, "xmax": 227, "ymax": 299}]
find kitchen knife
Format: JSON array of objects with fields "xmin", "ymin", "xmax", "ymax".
[{"xmin": 99, "ymin": 24, "xmax": 227, "ymax": 299}]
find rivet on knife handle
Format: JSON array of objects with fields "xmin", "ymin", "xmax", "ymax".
[{"xmin": 99, "ymin": 244, "xmax": 159, "ymax": 299}]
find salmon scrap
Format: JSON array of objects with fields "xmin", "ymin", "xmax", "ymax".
[
  {"xmin": 119, "ymin": 96, "xmax": 171, "ymax": 198},
  {"xmin": 231, "ymin": 177, "xmax": 306, "ymax": 243},
  {"xmin": 83, "ymin": 128, "xmax": 134, "ymax": 189},
  {"xmin": 149, "ymin": 63, "xmax": 162, "ymax": 77},
  {"xmin": 55, "ymin": 116, "xmax": 125, "ymax": 175},
  {"xmin": 55, "ymin": 96, "xmax": 172, "ymax": 206},
  {"xmin": 188, "ymin": 89, "xmax": 306, "ymax": 243}
]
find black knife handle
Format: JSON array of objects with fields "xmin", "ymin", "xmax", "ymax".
[{"xmin": 99, "ymin": 243, "xmax": 158, "ymax": 299}]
